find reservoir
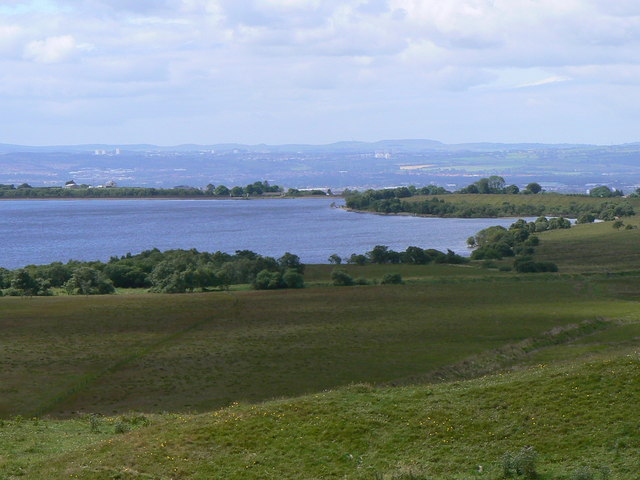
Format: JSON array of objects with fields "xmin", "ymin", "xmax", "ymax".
[{"xmin": 1, "ymin": 198, "xmax": 533, "ymax": 268}]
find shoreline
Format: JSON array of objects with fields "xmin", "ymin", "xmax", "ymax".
[
  {"xmin": 340, "ymin": 206, "xmax": 543, "ymax": 220},
  {"xmin": 0, "ymin": 195, "xmax": 344, "ymax": 202}
]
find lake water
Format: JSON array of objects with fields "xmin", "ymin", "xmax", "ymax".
[{"xmin": 1, "ymin": 198, "xmax": 533, "ymax": 268}]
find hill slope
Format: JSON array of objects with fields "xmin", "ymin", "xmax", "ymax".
[{"xmin": 25, "ymin": 349, "xmax": 640, "ymax": 479}]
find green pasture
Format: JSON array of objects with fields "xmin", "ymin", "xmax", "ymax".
[
  {"xmin": 14, "ymin": 349, "xmax": 640, "ymax": 479},
  {"xmin": 3, "ymin": 275, "xmax": 638, "ymax": 420},
  {"xmin": 405, "ymin": 193, "xmax": 640, "ymax": 212},
  {"xmin": 534, "ymin": 218, "xmax": 640, "ymax": 272}
]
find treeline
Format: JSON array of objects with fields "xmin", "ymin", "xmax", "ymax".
[
  {"xmin": 0, "ymin": 181, "xmax": 285, "ymax": 198},
  {"xmin": 0, "ymin": 249, "xmax": 305, "ymax": 296},
  {"xmin": 328, "ymin": 245, "xmax": 467, "ymax": 266}
]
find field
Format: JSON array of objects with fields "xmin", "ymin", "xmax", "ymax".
[
  {"xmin": 534, "ymin": 217, "xmax": 640, "ymax": 272},
  {"xmin": 2, "ymin": 220, "xmax": 640, "ymax": 478},
  {"xmin": 404, "ymin": 193, "xmax": 640, "ymax": 212}
]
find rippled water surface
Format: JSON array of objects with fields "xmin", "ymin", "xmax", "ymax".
[{"xmin": 1, "ymin": 198, "xmax": 531, "ymax": 268}]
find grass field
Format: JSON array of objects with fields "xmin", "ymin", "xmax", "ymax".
[
  {"xmin": 8, "ymin": 348, "xmax": 639, "ymax": 479},
  {"xmin": 2, "ymin": 220, "xmax": 640, "ymax": 478},
  {"xmin": 404, "ymin": 193, "xmax": 640, "ymax": 213},
  {"xmin": 534, "ymin": 217, "xmax": 640, "ymax": 272},
  {"xmin": 6, "ymin": 275, "xmax": 637, "ymax": 419}
]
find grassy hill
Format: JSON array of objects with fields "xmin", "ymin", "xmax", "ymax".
[
  {"xmin": 6, "ymin": 348, "xmax": 638, "ymax": 479},
  {"xmin": 534, "ymin": 218, "xmax": 640, "ymax": 273}
]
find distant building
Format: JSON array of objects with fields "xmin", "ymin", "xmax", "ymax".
[
  {"xmin": 63, "ymin": 180, "xmax": 80, "ymax": 189},
  {"xmin": 104, "ymin": 180, "xmax": 117, "ymax": 188}
]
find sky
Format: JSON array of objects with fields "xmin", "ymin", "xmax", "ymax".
[{"xmin": 1, "ymin": 0, "xmax": 640, "ymax": 146}]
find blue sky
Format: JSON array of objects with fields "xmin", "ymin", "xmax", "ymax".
[{"xmin": 1, "ymin": 0, "xmax": 640, "ymax": 145}]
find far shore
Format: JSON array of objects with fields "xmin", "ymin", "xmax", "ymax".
[{"xmin": 0, "ymin": 195, "xmax": 345, "ymax": 202}]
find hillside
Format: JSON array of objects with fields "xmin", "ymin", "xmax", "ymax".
[{"xmin": 10, "ymin": 348, "xmax": 639, "ymax": 479}]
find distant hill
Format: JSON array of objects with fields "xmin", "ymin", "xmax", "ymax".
[{"xmin": 0, "ymin": 139, "xmax": 600, "ymax": 154}]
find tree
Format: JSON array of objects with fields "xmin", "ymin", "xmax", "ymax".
[
  {"xmin": 347, "ymin": 254, "xmax": 368, "ymax": 265},
  {"xmin": 214, "ymin": 185, "xmax": 230, "ymax": 196},
  {"xmin": 278, "ymin": 252, "xmax": 305, "ymax": 273},
  {"xmin": 282, "ymin": 269, "xmax": 304, "ymax": 288},
  {"xmin": 525, "ymin": 182, "xmax": 542, "ymax": 194},
  {"xmin": 253, "ymin": 270, "xmax": 283, "ymax": 290},
  {"xmin": 328, "ymin": 254, "xmax": 342, "ymax": 265},
  {"xmin": 230, "ymin": 186, "xmax": 244, "ymax": 197},
  {"xmin": 64, "ymin": 267, "xmax": 115, "ymax": 295},
  {"xmin": 11, "ymin": 269, "xmax": 44, "ymax": 296},
  {"xmin": 487, "ymin": 176, "xmax": 506, "ymax": 193},
  {"xmin": 589, "ymin": 186, "xmax": 614, "ymax": 198},
  {"xmin": 505, "ymin": 184, "xmax": 520, "ymax": 194}
]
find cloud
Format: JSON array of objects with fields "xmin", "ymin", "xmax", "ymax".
[
  {"xmin": 2, "ymin": 0, "xmax": 640, "ymax": 144},
  {"xmin": 23, "ymin": 35, "xmax": 91, "ymax": 63}
]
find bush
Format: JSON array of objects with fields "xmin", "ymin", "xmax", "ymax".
[
  {"xmin": 331, "ymin": 269, "xmax": 355, "ymax": 286},
  {"xmin": 514, "ymin": 257, "xmax": 558, "ymax": 273},
  {"xmin": 612, "ymin": 220, "xmax": 624, "ymax": 230},
  {"xmin": 282, "ymin": 269, "xmax": 304, "ymax": 289},
  {"xmin": 253, "ymin": 270, "xmax": 284, "ymax": 290},
  {"xmin": 502, "ymin": 446, "xmax": 538, "ymax": 479},
  {"xmin": 381, "ymin": 273, "xmax": 403, "ymax": 284},
  {"xmin": 577, "ymin": 213, "xmax": 596, "ymax": 224}
]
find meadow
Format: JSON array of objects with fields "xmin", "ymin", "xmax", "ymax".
[{"xmin": 1, "ymin": 219, "xmax": 640, "ymax": 478}]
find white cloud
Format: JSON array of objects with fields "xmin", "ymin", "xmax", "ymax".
[{"xmin": 23, "ymin": 35, "xmax": 91, "ymax": 63}]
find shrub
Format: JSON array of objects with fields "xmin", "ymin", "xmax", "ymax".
[
  {"xmin": 253, "ymin": 270, "xmax": 284, "ymax": 290},
  {"xmin": 381, "ymin": 273, "xmax": 403, "ymax": 284},
  {"xmin": 114, "ymin": 422, "xmax": 131, "ymax": 434},
  {"xmin": 577, "ymin": 213, "xmax": 596, "ymax": 224},
  {"xmin": 282, "ymin": 269, "xmax": 304, "ymax": 289},
  {"xmin": 502, "ymin": 446, "xmax": 538, "ymax": 478},
  {"xmin": 513, "ymin": 257, "xmax": 558, "ymax": 273},
  {"xmin": 331, "ymin": 269, "xmax": 355, "ymax": 286},
  {"xmin": 569, "ymin": 466, "xmax": 610, "ymax": 480}
]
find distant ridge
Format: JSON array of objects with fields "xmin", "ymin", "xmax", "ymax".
[{"xmin": 0, "ymin": 139, "xmax": 604, "ymax": 154}]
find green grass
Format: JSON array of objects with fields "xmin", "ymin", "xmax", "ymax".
[
  {"xmin": 17, "ymin": 349, "xmax": 640, "ymax": 479},
  {"xmin": 535, "ymin": 218, "xmax": 640, "ymax": 272},
  {"xmin": 304, "ymin": 263, "xmax": 505, "ymax": 284},
  {"xmin": 3, "ymin": 275, "xmax": 639, "ymax": 419},
  {"xmin": 404, "ymin": 193, "xmax": 640, "ymax": 213}
]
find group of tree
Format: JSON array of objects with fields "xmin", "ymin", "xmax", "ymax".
[
  {"xmin": 589, "ymin": 186, "xmax": 624, "ymax": 198},
  {"xmin": 456, "ymin": 176, "xmax": 543, "ymax": 195},
  {"xmin": 0, "ymin": 181, "xmax": 284, "ymax": 199},
  {"xmin": 467, "ymin": 218, "xmax": 559, "ymax": 272},
  {"xmin": 0, "ymin": 249, "xmax": 306, "ymax": 296},
  {"xmin": 328, "ymin": 245, "xmax": 467, "ymax": 266}
]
